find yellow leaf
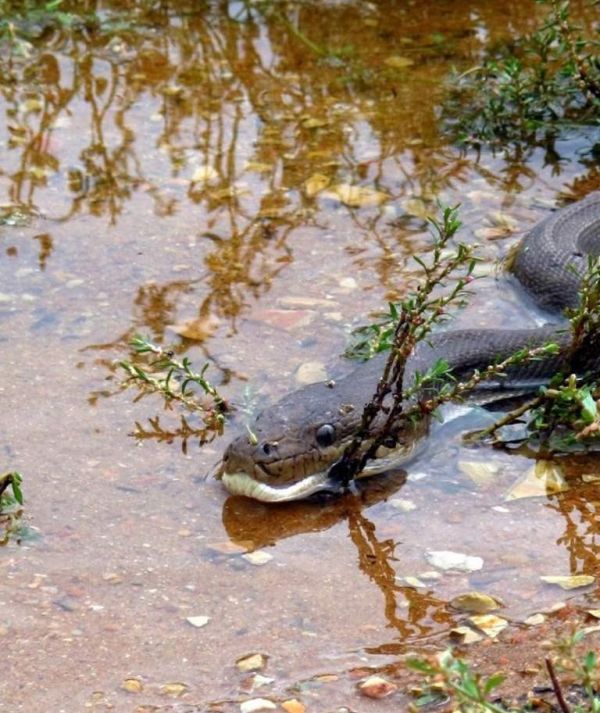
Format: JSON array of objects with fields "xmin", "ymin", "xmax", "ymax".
[
  {"xmin": 160, "ymin": 682, "xmax": 189, "ymax": 697},
  {"xmin": 301, "ymin": 117, "xmax": 328, "ymax": 129},
  {"xmin": 384, "ymin": 55, "xmax": 414, "ymax": 69},
  {"xmin": 245, "ymin": 162, "xmax": 272, "ymax": 173},
  {"xmin": 459, "ymin": 461, "xmax": 499, "ymax": 488},
  {"xmin": 304, "ymin": 173, "xmax": 330, "ymax": 198},
  {"xmin": 325, "ymin": 183, "xmax": 389, "ymax": 208},
  {"xmin": 540, "ymin": 575, "xmax": 595, "ymax": 590},
  {"xmin": 505, "ymin": 460, "xmax": 568, "ymax": 500},
  {"xmin": 468, "ymin": 614, "xmax": 508, "ymax": 638},
  {"xmin": 450, "ymin": 591, "xmax": 502, "ymax": 614},
  {"xmin": 450, "ymin": 626, "xmax": 484, "ymax": 644}
]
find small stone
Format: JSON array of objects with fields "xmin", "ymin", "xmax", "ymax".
[
  {"xmin": 186, "ymin": 615, "xmax": 210, "ymax": 628},
  {"xmin": 425, "ymin": 550, "xmax": 483, "ymax": 572},
  {"xmin": 402, "ymin": 576, "xmax": 426, "ymax": 588},
  {"xmin": 469, "ymin": 614, "xmax": 508, "ymax": 638},
  {"xmin": 358, "ymin": 675, "xmax": 398, "ymax": 699},
  {"xmin": 160, "ymin": 682, "xmax": 189, "ymax": 697},
  {"xmin": 450, "ymin": 592, "xmax": 502, "ymax": 614},
  {"xmin": 524, "ymin": 613, "xmax": 546, "ymax": 626},
  {"xmin": 281, "ymin": 699, "xmax": 305, "ymax": 713},
  {"xmin": 295, "ymin": 361, "xmax": 327, "ymax": 385},
  {"xmin": 122, "ymin": 678, "xmax": 143, "ymax": 693},
  {"xmin": 240, "ymin": 698, "xmax": 276, "ymax": 713},
  {"xmin": 390, "ymin": 498, "xmax": 417, "ymax": 512},
  {"xmin": 540, "ymin": 575, "xmax": 595, "ymax": 590},
  {"xmin": 450, "ymin": 626, "xmax": 484, "ymax": 644},
  {"xmin": 338, "ymin": 276, "xmax": 357, "ymax": 289},
  {"xmin": 242, "ymin": 551, "xmax": 273, "ymax": 566},
  {"xmin": 236, "ymin": 653, "xmax": 268, "ymax": 672}
]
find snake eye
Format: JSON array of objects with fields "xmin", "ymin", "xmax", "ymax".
[
  {"xmin": 383, "ymin": 436, "xmax": 396, "ymax": 448},
  {"xmin": 315, "ymin": 423, "xmax": 335, "ymax": 448}
]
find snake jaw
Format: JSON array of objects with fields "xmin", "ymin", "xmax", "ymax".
[{"xmin": 220, "ymin": 469, "xmax": 340, "ymax": 502}]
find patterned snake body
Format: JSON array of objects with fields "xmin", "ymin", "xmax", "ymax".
[{"xmin": 219, "ymin": 192, "xmax": 600, "ymax": 502}]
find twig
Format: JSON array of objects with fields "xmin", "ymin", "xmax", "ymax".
[
  {"xmin": 546, "ymin": 657, "xmax": 572, "ymax": 713},
  {"xmin": 464, "ymin": 394, "xmax": 545, "ymax": 443}
]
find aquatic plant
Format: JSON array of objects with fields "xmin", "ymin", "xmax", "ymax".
[
  {"xmin": 118, "ymin": 336, "xmax": 227, "ymax": 447},
  {"xmin": 443, "ymin": 0, "xmax": 600, "ymax": 146},
  {"xmin": 0, "ymin": 471, "xmax": 24, "ymax": 545},
  {"xmin": 407, "ymin": 633, "xmax": 600, "ymax": 712},
  {"xmin": 337, "ymin": 198, "xmax": 600, "ymax": 486}
]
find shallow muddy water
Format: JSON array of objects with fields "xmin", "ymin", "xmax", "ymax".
[{"xmin": 1, "ymin": 1, "xmax": 600, "ymax": 711}]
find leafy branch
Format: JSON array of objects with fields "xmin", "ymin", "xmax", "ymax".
[
  {"xmin": 443, "ymin": 0, "xmax": 600, "ymax": 146},
  {"xmin": 119, "ymin": 336, "xmax": 228, "ymax": 444},
  {"xmin": 330, "ymin": 205, "xmax": 478, "ymax": 485},
  {"xmin": 0, "ymin": 471, "xmax": 24, "ymax": 546}
]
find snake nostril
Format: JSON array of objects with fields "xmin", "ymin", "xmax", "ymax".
[{"xmin": 261, "ymin": 442, "xmax": 273, "ymax": 456}]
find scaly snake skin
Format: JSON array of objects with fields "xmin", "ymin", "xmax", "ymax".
[{"xmin": 219, "ymin": 192, "xmax": 600, "ymax": 502}]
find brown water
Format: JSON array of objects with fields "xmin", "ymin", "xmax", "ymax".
[{"xmin": 1, "ymin": 1, "xmax": 600, "ymax": 711}]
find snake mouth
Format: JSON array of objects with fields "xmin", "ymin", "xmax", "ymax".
[
  {"xmin": 220, "ymin": 440, "xmax": 420, "ymax": 503},
  {"xmin": 221, "ymin": 469, "xmax": 339, "ymax": 502}
]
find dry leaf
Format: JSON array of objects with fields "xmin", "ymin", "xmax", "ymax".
[
  {"xmin": 540, "ymin": 575, "xmax": 595, "ymax": 590},
  {"xmin": 384, "ymin": 55, "xmax": 414, "ymax": 69},
  {"xmin": 304, "ymin": 173, "xmax": 330, "ymax": 197},
  {"xmin": 450, "ymin": 626, "xmax": 484, "ymax": 644},
  {"xmin": 469, "ymin": 614, "xmax": 508, "ymax": 638},
  {"xmin": 450, "ymin": 592, "xmax": 502, "ymax": 614},
  {"xmin": 245, "ymin": 162, "xmax": 272, "ymax": 173},
  {"xmin": 301, "ymin": 117, "xmax": 328, "ymax": 129},
  {"xmin": 459, "ymin": 461, "xmax": 499, "ymax": 488},
  {"xmin": 505, "ymin": 460, "xmax": 568, "ymax": 500},
  {"xmin": 325, "ymin": 183, "xmax": 389, "ymax": 208}
]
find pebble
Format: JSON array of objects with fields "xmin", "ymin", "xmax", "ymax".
[
  {"xmin": 160, "ymin": 682, "xmax": 189, "ymax": 697},
  {"xmin": 281, "ymin": 700, "xmax": 305, "ymax": 713},
  {"xmin": 236, "ymin": 653, "xmax": 268, "ymax": 672},
  {"xmin": 358, "ymin": 675, "xmax": 398, "ymax": 699},
  {"xmin": 295, "ymin": 361, "xmax": 328, "ymax": 385},
  {"xmin": 242, "ymin": 551, "xmax": 273, "ymax": 566},
  {"xmin": 121, "ymin": 678, "xmax": 143, "ymax": 693},
  {"xmin": 338, "ymin": 276, "xmax": 357, "ymax": 290},
  {"xmin": 186, "ymin": 615, "xmax": 210, "ymax": 628},
  {"xmin": 425, "ymin": 550, "xmax": 483, "ymax": 572},
  {"xmin": 240, "ymin": 698, "xmax": 276, "ymax": 713}
]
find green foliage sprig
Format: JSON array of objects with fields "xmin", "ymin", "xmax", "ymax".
[
  {"xmin": 478, "ymin": 256, "xmax": 600, "ymax": 449},
  {"xmin": 330, "ymin": 205, "xmax": 475, "ymax": 484},
  {"xmin": 0, "ymin": 471, "xmax": 24, "ymax": 546},
  {"xmin": 407, "ymin": 637, "xmax": 600, "ymax": 712},
  {"xmin": 119, "ymin": 336, "xmax": 227, "ymax": 445},
  {"xmin": 444, "ymin": 0, "xmax": 600, "ymax": 146}
]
